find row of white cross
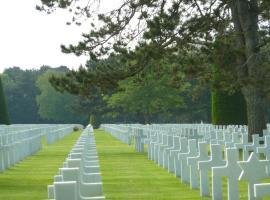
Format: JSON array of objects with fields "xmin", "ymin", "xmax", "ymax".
[
  {"xmin": 102, "ymin": 123, "xmax": 270, "ymax": 200},
  {"xmin": 48, "ymin": 125, "xmax": 105, "ymax": 200},
  {"xmin": 100, "ymin": 124, "xmax": 132, "ymax": 145},
  {"xmin": 0, "ymin": 124, "xmax": 82, "ymax": 172}
]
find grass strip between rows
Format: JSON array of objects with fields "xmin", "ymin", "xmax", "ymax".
[
  {"xmin": 0, "ymin": 130, "xmax": 82, "ymax": 200},
  {"xmin": 95, "ymin": 129, "xmax": 270, "ymax": 200}
]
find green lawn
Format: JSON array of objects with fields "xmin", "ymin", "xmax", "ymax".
[
  {"xmin": 95, "ymin": 129, "xmax": 210, "ymax": 200},
  {"xmin": 95, "ymin": 129, "xmax": 270, "ymax": 200},
  {"xmin": 0, "ymin": 130, "xmax": 82, "ymax": 200},
  {"xmin": 0, "ymin": 129, "xmax": 269, "ymax": 200}
]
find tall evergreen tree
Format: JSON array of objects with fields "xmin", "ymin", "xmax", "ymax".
[{"xmin": 0, "ymin": 75, "xmax": 10, "ymax": 125}]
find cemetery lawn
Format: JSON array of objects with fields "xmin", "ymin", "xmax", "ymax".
[
  {"xmin": 95, "ymin": 129, "xmax": 270, "ymax": 200},
  {"xmin": 0, "ymin": 129, "xmax": 82, "ymax": 200},
  {"xmin": 95, "ymin": 129, "xmax": 210, "ymax": 200}
]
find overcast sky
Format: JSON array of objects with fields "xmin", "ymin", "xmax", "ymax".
[{"xmin": 0, "ymin": 0, "xmax": 94, "ymax": 73}]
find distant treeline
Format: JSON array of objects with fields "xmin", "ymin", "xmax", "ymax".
[
  {"xmin": 1, "ymin": 66, "xmax": 212, "ymax": 125},
  {"xmin": 2, "ymin": 66, "xmax": 87, "ymax": 124}
]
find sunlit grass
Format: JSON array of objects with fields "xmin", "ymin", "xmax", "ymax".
[
  {"xmin": 0, "ymin": 130, "xmax": 82, "ymax": 200},
  {"xmin": 95, "ymin": 129, "xmax": 270, "ymax": 200},
  {"xmin": 0, "ymin": 129, "xmax": 269, "ymax": 200}
]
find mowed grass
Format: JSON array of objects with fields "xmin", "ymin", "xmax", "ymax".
[
  {"xmin": 0, "ymin": 130, "xmax": 82, "ymax": 200},
  {"xmin": 95, "ymin": 129, "xmax": 210, "ymax": 200},
  {"xmin": 95, "ymin": 129, "xmax": 270, "ymax": 200}
]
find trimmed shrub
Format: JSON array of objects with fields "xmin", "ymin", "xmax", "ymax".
[
  {"xmin": 0, "ymin": 76, "xmax": 10, "ymax": 125},
  {"xmin": 212, "ymin": 90, "xmax": 247, "ymax": 125},
  {"xmin": 89, "ymin": 114, "xmax": 99, "ymax": 129},
  {"xmin": 73, "ymin": 126, "xmax": 80, "ymax": 131}
]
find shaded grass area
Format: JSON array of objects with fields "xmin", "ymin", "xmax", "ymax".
[
  {"xmin": 95, "ymin": 129, "xmax": 270, "ymax": 200},
  {"xmin": 0, "ymin": 130, "xmax": 82, "ymax": 200}
]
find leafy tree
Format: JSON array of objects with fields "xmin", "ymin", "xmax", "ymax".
[
  {"xmin": 176, "ymin": 85, "xmax": 211, "ymax": 123},
  {"xmin": 105, "ymin": 70, "xmax": 187, "ymax": 124},
  {"xmin": 36, "ymin": 70, "xmax": 85, "ymax": 123},
  {"xmin": 39, "ymin": 0, "xmax": 270, "ymax": 139},
  {"xmin": 2, "ymin": 67, "xmax": 43, "ymax": 123},
  {"xmin": 2, "ymin": 66, "xmax": 89, "ymax": 124},
  {"xmin": 0, "ymin": 75, "xmax": 10, "ymax": 125}
]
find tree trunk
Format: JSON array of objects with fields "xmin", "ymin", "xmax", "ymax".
[
  {"xmin": 229, "ymin": 0, "xmax": 267, "ymax": 141},
  {"xmin": 242, "ymin": 86, "xmax": 267, "ymax": 141}
]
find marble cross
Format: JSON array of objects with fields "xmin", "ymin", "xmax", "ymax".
[
  {"xmin": 198, "ymin": 144, "xmax": 226, "ymax": 196},
  {"xmin": 256, "ymin": 135, "xmax": 270, "ymax": 156},
  {"xmin": 157, "ymin": 134, "xmax": 169, "ymax": 165},
  {"xmin": 223, "ymin": 132, "xmax": 232, "ymax": 145},
  {"xmin": 135, "ymin": 129, "xmax": 144, "ymax": 153},
  {"xmin": 187, "ymin": 141, "xmax": 209, "ymax": 189},
  {"xmin": 161, "ymin": 135, "xmax": 174, "ymax": 168},
  {"xmin": 150, "ymin": 133, "xmax": 161, "ymax": 160},
  {"xmin": 238, "ymin": 152, "xmax": 268, "ymax": 200},
  {"xmin": 256, "ymin": 135, "xmax": 270, "ymax": 176},
  {"xmin": 254, "ymin": 183, "xmax": 270, "ymax": 200},
  {"xmin": 210, "ymin": 131, "xmax": 217, "ymax": 144},
  {"xmin": 225, "ymin": 132, "xmax": 241, "ymax": 148},
  {"xmin": 148, "ymin": 132, "xmax": 158, "ymax": 160},
  {"xmin": 0, "ymin": 136, "xmax": 4, "ymax": 172},
  {"xmin": 167, "ymin": 136, "xmax": 181, "ymax": 173},
  {"xmin": 172, "ymin": 137, "xmax": 188, "ymax": 177},
  {"xmin": 245, "ymin": 134, "xmax": 261, "ymax": 152},
  {"xmin": 178, "ymin": 139, "xmax": 198, "ymax": 183},
  {"xmin": 212, "ymin": 148, "xmax": 242, "ymax": 200},
  {"xmin": 216, "ymin": 130, "xmax": 224, "ymax": 145},
  {"xmin": 234, "ymin": 133, "xmax": 249, "ymax": 160}
]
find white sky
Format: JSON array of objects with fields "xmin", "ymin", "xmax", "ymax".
[{"xmin": 0, "ymin": 0, "xmax": 96, "ymax": 73}]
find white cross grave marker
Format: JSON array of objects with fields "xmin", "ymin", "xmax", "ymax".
[
  {"xmin": 173, "ymin": 137, "xmax": 188, "ymax": 177},
  {"xmin": 187, "ymin": 141, "xmax": 209, "ymax": 189},
  {"xmin": 178, "ymin": 139, "xmax": 198, "ymax": 183},
  {"xmin": 212, "ymin": 148, "xmax": 242, "ymax": 200},
  {"xmin": 238, "ymin": 152, "xmax": 268, "ymax": 200},
  {"xmin": 198, "ymin": 144, "xmax": 226, "ymax": 196}
]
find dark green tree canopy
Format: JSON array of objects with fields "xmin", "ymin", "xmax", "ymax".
[
  {"xmin": 39, "ymin": 0, "xmax": 270, "ymax": 93},
  {"xmin": 39, "ymin": 0, "xmax": 270, "ymax": 138}
]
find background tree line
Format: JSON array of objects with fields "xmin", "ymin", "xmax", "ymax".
[
  {"xmin": 1, "ymin": 66, "xmax": 86, "ymax": 124},
  {"xmin": 0, "ymin": 65, "xmax": 211, "ymax": 125}
]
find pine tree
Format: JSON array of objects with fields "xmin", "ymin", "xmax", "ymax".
[
  {"xmin": 0, "ymin": 75, "xmax": 10, "ymax": 125},
  {"xmin": 39, "ymin": 0, "xmax": 270, "ymax": 138}
]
